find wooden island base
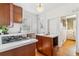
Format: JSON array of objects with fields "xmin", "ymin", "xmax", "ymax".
[{"xmin": 36, "ymin": 35, "xmax": 58, "ymax": 56}]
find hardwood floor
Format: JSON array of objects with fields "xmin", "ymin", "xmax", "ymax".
[
  {"xmin": 57, "ymin": 39, "xmax": 76, "ymax": 56},
  {"xmin": 35, "ymin": 39, "xmax": 76, "ymax": 56},
  {"xmin": 35, "ymin": 49, "xmax": 45, "ymax": 56}
]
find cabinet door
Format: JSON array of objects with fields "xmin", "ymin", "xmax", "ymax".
[
  {"xmin": 0, "ymin": 3, "xmax": 10, "ymax": 26},
  {"xmin": 13, "ymin": 44, "xmax": 35, "ymax": 56},
  {"xmin": 13, "ymin": 5, "xmax": 22, "ymax": 23},
  {"xmin": 36, "ymin": 35, "xmax": 43, "ymax": 52},
  {"xmin": 42, "ymin": 37, "xmax": 52, "ymax": 56}
]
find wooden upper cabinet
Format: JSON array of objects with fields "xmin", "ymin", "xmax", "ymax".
[
  {"xmin": 0, "ymin": 3, "xmax": 11, "ymax": 26},
  {"xmin": 13, "ymin": 5, "xmax": 22, "ymax": 23},
  {"xmin": 0, "ymin": 3, "xmax": 22, "ymax": 26}
]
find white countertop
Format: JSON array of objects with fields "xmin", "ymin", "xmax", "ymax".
[
  {"xmin": 36, "ymin": 34, "xmax": 58, "ymax": 38},
  {"xmin": 0, "ymin": 39, "xmax": 38, "ymax": 52}
]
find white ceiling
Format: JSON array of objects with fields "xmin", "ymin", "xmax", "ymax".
[
  {"xmin": 14, "ymin": 3, "xmax": 65, "ymax": 14},
  {"xmin": 14, "ymin": 3, "xmax": 79, "ymax": 15}
]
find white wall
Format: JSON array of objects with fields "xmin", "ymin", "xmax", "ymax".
[
  {"xmin": 48, "ymin": 18, "xmax": 59, "ymax": 35},
  {"xmin": 22, "ymin": 10, "xmax": 37, "ymax": 33},
  {"xmin": 38, "ymin": 4, "xmax": 79, "ymax": 48},
  {"xmin": 76, "ymin": 13, "xmax": 79, "ymax": 53},
  {"xmin": 37, "ymin": 15, "xmax": 48, "ymax": 34}
]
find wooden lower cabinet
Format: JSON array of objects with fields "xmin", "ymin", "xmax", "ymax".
[
  {"xmin": 0, "ymin": 43, "xmax": 36, "ymax": 56},
  {"xmin": 36, "ymin": 35, "xmax": 58, "ymax": 56}
]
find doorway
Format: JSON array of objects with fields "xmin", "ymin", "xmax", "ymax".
[
  {"xmin": 60, "ymin": 15, "xmax": 76, "ymax": 56},
  {"xmin": 61, "ymin": 15, "xmax": 76, "ymax": 41}
]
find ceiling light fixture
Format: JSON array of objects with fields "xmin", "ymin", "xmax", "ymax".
[{"xmin": 36, "ymin": 3, "xmax": 44, "ymax": 12}]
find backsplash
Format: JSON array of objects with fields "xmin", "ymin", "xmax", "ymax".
[{"xmin": 8, "ymin": 23, "xmax": 22, "ymax": 34}]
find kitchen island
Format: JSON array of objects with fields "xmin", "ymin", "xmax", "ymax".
[
  {"xmin": 0, "ymin": 33, "xmax": 38, "ymax": 56},
  {"xmin": 36, "ymin": 34, "xmax": 58, "ymax": 56}
]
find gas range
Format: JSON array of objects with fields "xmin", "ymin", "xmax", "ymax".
[{"xmin": 2, "ymin": 35, "xmax": 28, "ymax": 44}]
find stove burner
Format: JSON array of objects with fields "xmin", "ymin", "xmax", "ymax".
[{"xmin": 2, "ymin": 35, "xmax": 28, "ymax": 44}]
